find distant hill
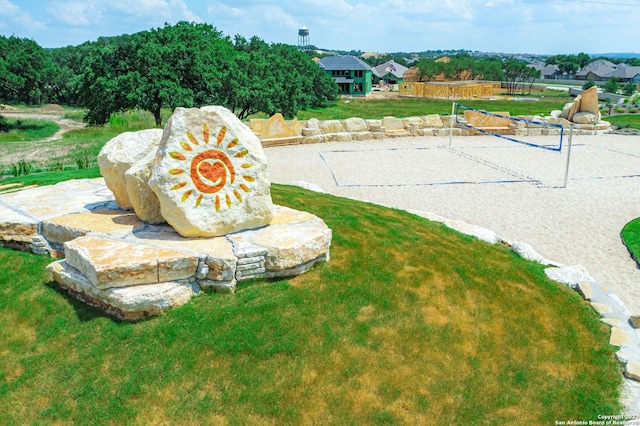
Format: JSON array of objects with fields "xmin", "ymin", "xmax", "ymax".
[{"xmin": 591, "ymin": 52, "xmax": 640, "ymax": 59}]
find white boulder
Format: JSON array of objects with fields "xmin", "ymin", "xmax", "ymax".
[
  {"xmin": 149, "ymin": 106, "xmax": 274, "ymax": 237},
  {"xmin": 97, "ymin": 129, "xmax": 163, "ymax": 209},
  {"xmin": 124, "ymin": 150, "xmax": 165, "ymax": 224}
]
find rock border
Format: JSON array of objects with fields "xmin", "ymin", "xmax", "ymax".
[{"xmin": 249, "ymin": 113, "xmax": 613, "ymax": 147}]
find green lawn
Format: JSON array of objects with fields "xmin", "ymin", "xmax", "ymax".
[
  {"xmin": 603, "ymin": 114, "xmax": 640, "ymax": 130},
  {"xmin": 622, "ymin": 218, "xmax": 640, "ymax": 267},
  {"xmin": 293, "ymin": 96, "xmax": 569, "ymax": 121},
  {"xmin": 0, "ymin": 117, "xmax": 59, "ymax": 142},
  {"xmin": 0, "ymin": 181, "xmax": 623, "ymax": 424}
]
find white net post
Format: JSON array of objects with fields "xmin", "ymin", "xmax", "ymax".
[
  {"xmin": 563, "ymin": 124, "xmax": 574, "ymax": 188},
  {"xmin": 449, "ymin": 102, "xmax": 456, "ymax": 146}
]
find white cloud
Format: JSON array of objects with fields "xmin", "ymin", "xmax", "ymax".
[
  {"xmin": 0, "ymin": 0, "xmax": 47, "ymax": 31},
  {"xmin": 0, "ymin": 0, "xmax": 20, "ymax": 16},
  {"xmin": 48, "ymin": 2, "xmax": 96, "ymax": 26},
  {"xmin": 1, "ymin": 0, "xmax": 639, "ymax": 54},
  {"xmin": 109, "ymin": 0, "xmax": 202, "ymax": 22}
]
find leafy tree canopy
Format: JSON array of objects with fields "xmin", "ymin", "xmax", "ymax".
[
  {"xmin": 502, "ymin": 58, "xmax": 540, "ymax": 95},
  {"xmin": 73, "ymin": 22, "xmax": 338, "ymax": 125},
  {"xmin": 0, "ymin": 35, "xmax": 55, "ymax": 104},
  {"xmin": 414, "ymin": 54, "xmax": 504, "ymax": 82},
  {"xmin": 603, "ymin": 77, "xmax": 620, "ymax": 94}
]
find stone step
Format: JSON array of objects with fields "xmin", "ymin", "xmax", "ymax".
[
  {"xmin": 64, "ymin": 235, "xmax": 199, "ymax": 289},
  {"xmin": 47, "ymin": 260, "xmax": 196, "ymax": 321}
]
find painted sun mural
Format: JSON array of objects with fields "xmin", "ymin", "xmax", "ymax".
[{"xmin": 168, "ymin": 124, "xmax": 255, "ymax": 211}]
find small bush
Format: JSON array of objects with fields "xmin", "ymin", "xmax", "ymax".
[
  {"xmin": 18, "ymin": 159, "xmax": 32, "ymax": 176},
  {"xmin": 108, "ymin": 114, "xmax": 128, "ymax": 128},
  {"xmin": 629, "ymin": 109, "xmax": 638, "ymax": 114},
  {"xmin": 74, "ymin": 152, "xmax": 91, "ymax": 169},
  {"xmin": 8, "ymin": 160, "xmax": 33, "ymax": 177},
  {"xmin": 48, "ymin": 160, "xmax": 64, "ymax": 172},
  {"xmin": 615, "ymin": 108, "xmax": 627, "ymax": 114}
]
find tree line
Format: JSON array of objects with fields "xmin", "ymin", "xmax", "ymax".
[
  {"xmin": 413, "ymin": 54, "xmax": 540, "ymax": 95},
  {"xmin": 0, "ymin": 22, "xmax": 338, "ymax": 126}
]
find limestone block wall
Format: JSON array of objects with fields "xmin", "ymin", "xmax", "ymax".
[{"xmin": 248, "ymin": 112, "xmax": 612, "ymax": 147}]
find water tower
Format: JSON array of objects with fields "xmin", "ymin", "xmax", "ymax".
[{"xmin": 298, "ymin": 26, "xmax": 310, "ymax": 50}]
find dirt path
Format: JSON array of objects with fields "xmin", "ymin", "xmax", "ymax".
[{"xmin": 0, "ymin": 105, "xmax": 86, "ymax": 166}]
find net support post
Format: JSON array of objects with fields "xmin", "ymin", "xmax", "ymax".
[
  {"xmin": 563, "ymin": 125, "xmax": 574, "ymax": 188},
  {"xmin": 449, "ymin": 102, "xmax": 456, "ymax": 146}
]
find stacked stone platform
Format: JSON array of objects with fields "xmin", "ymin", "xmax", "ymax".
[{"xmin": 0, "ymin": 178, "xmax": 331, "ymax": 320}]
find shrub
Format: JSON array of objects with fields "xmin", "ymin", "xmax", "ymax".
[
  {"xmin": 18, "ymin": 159, "xmax": 32, "ymax": 176},
  {"xmin": 48, "ymin": 160, "xmax": 64, "ymax": 172},
  {"xmin": 582, "ymin": 79, "xmax": 596, "ymax": 90},
  {"xmin": 603, "ymin": 77, "xmax": 620, "ymax": 94},
  {"xmin": 622, "ymin": 82, "xmax": 636, "ymax": 97},
  {"xmin": 8, "ymin": 160, "xmax": 33, "ymax": 177},
  {"xmin": 74, "ymin": 152, "xmax": 91, "ymax": 169}
]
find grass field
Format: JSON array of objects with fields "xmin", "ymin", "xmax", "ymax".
[
  {"xmin": 293, "ymin": 95, "xmax": 570, "ymax": 121},
  {"xmin": 0, "ymin": 180, "xmax": 623, "ymax": 423},
  {"xmin": 0, "ymin": 117, "xmax": 59, "ymax": 142},
  {"xmin": 622, "ymin": 218, "xmax": 640, "ymax": 267},
  {"xmin": 603, "ymin": 114, "xmax": 640, "ymax": 130}
]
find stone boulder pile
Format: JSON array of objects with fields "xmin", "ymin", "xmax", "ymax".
[
  {"xmin": 560, "ymin": 86, "xmax": 602, "ymax": 125},
  {"xmin": 0, "ymin": 105, "xmax": 332, "ymax": 320},
  {"xmin": 99, "ymin": 106, "xmax": 274, "ymax": 237}
]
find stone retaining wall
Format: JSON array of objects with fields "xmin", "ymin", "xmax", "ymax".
[{"xmin": 249, "ymin": 112, "xmax": 612, "ymax": 147}]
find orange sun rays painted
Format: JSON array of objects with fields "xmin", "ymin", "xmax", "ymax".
[{"xmin": 168, "ymin": 124, "xmax": 254, "ymax": 210}]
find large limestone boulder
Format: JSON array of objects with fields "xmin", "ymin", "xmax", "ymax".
[
  {"xmin": 320, "ymin": 120, "xmax": 344, "ymax": 134},
  {"xmin": 98, "ymin": 129, "xmax": 163, "ymax": 209},
  {"xmin": 342, "ymin": 117, "xmax": 367, "ymax": 133},
  {"xmin": 263, "ymin": 113, "xmax": 292, "ymax": 139},
  {"xmin": 125, "ymin": 150, "xmax": 165, "ymax": 224},
  {"xmin": 149, "ymin": 106, "xmax": 274, "ymax": 237},
  {"xmin": 580, "ymin": 86, "xmax": 600, "ymax": 115},
  {"xmin": 568, "ymin": 94, "xmax": 581, "ymax": 122},
  {"xmin": 572, "ymin": 112, "xmax": 598, "ymax": 124}
]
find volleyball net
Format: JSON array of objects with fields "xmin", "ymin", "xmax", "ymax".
[
  {"xmin": 452, "ymin": 103, "xmax": 565, "ymax": 152},
  {"xmin": 447, "ymin": 103, "xmax": 573, "ymax": 188}
]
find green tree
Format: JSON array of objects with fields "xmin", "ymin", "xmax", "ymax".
[
  {"xmin": 503, "ymin": 58, "xmax": 539, "ymax": 95},
  {"xmin": 77, "ymin": 23, "xmax": 337, "ymax": 125},
  {"xmin": 222, "ymin": 37, "xmax": 337, "ymax": 119},
  {"xmin": 603, "ymin": 77, "xmax": 620, "ymax": 94},
  {"xmin": 415, "ymin": 58, "xmax": 448, "ymax": 81},
  {"xmin": 49, "ymin": 43, "xmax": 95, "ymax": 105},
  {"xmin": 622, "ymin": 82, "xmax": 636, "ymax": 97},
  {"xmin": 577, "ymin": 52, "xmax": 591, "ymax": 68},
  {"xmin": 416, "ymin": 55, "xmax": 503, "ymax": 82},
  {"xmin": 79, "ymin": 22, "xmax": 234, "ymax": 126},
  {"xmin": 0, "ymin": 35, "xmax": 55, "ymax": 104}
]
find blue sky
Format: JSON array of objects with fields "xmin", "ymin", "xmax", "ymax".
[{"xmin": 1, "ymin": 0, "xmax": 639, "ymax": 55}]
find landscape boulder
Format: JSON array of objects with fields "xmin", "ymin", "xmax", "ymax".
[
  {"xmin": 572, "ymin": 112, "xmax": 598, "ymax": 125},
  {"xmin": 149, "ymin": 106, "xmax": 274, "ymax": 237},
  {"xmin": 97, "ymin": 129, "xmax": 163, "ymax": 210},
  {"xmin": 579, "ymin": 86, "xmax": 600, "ymax": 115},
  {"xmin": 124, "ymin": 150, "xmax": 165, "ymax": 224}
]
